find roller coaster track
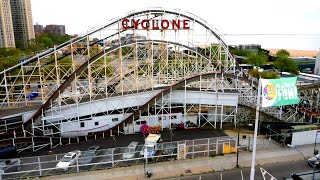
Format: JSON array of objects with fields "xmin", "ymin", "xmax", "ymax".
[
  {"xmin": 0, "ymin": 72, "xmax": 247, "ymax": 147},
  {"xmin": 0, "ymin": 39, "xmax": 217, "ymax": 138},
  {"xmin": 0, "ymin": 8, "xmax": 231, "ymax": 76},
  {"xmin": 0, "ymin": 73, "xmax": 319, "ymax": 148}
]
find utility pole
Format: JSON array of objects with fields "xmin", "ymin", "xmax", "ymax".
[
  {"xmin": 236, "ymin": 116, "xmax": 240, "ymax": 168},
  {"xmin": 314, "ymin": 130, "xmax": 320, "ymax": 155}
]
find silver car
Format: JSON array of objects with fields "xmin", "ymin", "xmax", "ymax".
[
  {"xmin": 122, "ymin": 142, "xmax": 139, "ymax": 159},
  {"xmin": 56, "ymin": 150, "xmax": 82, "ymax": 171}
]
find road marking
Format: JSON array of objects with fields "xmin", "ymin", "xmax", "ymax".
[
  {"xmin": 220, "ymin": 173, "xmax": 223, "ymax": 180},
  {"xmin": 43, "ymin": 168, "xmax": 54, "ymax": 176},
  {"xmin": 241, "ymin": 170, "xmax": 244, "ymax": 180}
]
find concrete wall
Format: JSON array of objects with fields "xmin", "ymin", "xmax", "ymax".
[{"xmin": 291, "ymin": 130, "xmax": 320, "ymax": 146}]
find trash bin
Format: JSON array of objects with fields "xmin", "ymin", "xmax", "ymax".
[{"xmin": 146, "ymin": 170, "xmax": 153, "ymax": 178}]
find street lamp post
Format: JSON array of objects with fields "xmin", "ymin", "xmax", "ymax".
[
  {"xmin": 236, "ymin": 117, "xmax": 240, "ymax": 168},
  {"xmin": 249, "ymin": 68, "xmax": 263, "ymax": 180},
  {"xmin": 287, "ymin": 144, "xmax": 319, "ymax": 180},
  {"xmin": 314, "ymin": 131, "xmax": 320, "ymax": 155}
]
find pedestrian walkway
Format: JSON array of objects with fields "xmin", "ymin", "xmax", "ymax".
[{"xmin": 40, "ymin": 135, "xmax": 315, "ymax": 180}]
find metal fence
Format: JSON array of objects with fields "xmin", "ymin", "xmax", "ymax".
[{"xmin": 0, "ymin": 136, "xmax": 236, "ymax": 180}]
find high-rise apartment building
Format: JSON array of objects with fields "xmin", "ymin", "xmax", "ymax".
[
  {"xmin": 10, "ymin": 0, "xmax": 35, "ymax": 48},
  {"xmin": 34, "ymin": 24, "xmax": 43, "ymax": 35},
  {"xmin": 0, "ymin": 0, "xmax": 15, "ymax": 48}
]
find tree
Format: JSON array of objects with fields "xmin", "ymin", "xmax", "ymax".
[
  {"xmin": 245, "ymin": 52, "xmax": 268, "ymax": 67},
  {"xmin": 276, "ymin": 49, "xmax": 290, "ymax": 57},
  {"xmin": 229, "ymin": 47, "xmax": 253, "ymax": 57},
  {"xmin": 249, "ymin": 68, "xmax": 279, "ymax": 79},
  {"xmin": 40, "ymin": 37, "xmax": 53, "ymax": 48},
  {"xmin": 273, "ymin": 49, "xmax": 299, "ymax": 75},
  {"xmin": 273, "ymin": 55, "xmax": 299, "ymax": 74}
]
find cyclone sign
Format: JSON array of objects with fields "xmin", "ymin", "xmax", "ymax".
[
  {"xmin": 121, "ymin": 18, "xmax": 190, "ymax": 30},
  {"xmin": 260, "ymin": 77, "xmax": 300, "ymax": 107}
]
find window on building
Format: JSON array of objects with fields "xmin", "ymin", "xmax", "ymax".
[
  {"xmin": 80, "ymin": 122, "xmax": 85, "ymax": 128},
  {"xmin": 95, "ymin": 122, "xmax": 99, "ymax": 126},
  {"xmin": 136, "ymin": 121, "xmax": 147, "ymax": 125},
  {"xmin": 171, "ymin": 115, "xmax": 177, "ymax": 119}
]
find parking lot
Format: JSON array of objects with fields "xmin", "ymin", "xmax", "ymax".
[{"xmin": 1, "ymin": 134, "xmax": 236, "ymax": 179}]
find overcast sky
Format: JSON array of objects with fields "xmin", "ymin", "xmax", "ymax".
[{"xmin": 31, "ymin": 0, "xmax": 320, "ymax": 50}]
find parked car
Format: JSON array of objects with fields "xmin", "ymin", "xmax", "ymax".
[
  {"xmin": 0, "ymin": 146, "xmax": 18, "ymax": 159},
  {"xmin": 100, "ymin": 149, "xmax": 114, "ymax": 166},
  {"xmin": 162, "ymin": 143, "xmax": 177, "ymax": 156},
  {"xmin": 0, "ymin": 158, "xmax": 21, "ymax": 173},
  {"xmin": 56, "ymin": 150, "xmax": 82, "ymax": 171},
  {"xmin": 307, "ymin": 154, "xmax": 320, "ymax": 167},
  {"xmin": 122, "ymin": 141, "xmax": 139, "ymax": 159},
  {"xmin": 78, "ymin": 146, "xmax": 100, "ymax": 165},
  {"xmin": 87, "ymin": 145, "xmax": 100, "ymax": 152}
]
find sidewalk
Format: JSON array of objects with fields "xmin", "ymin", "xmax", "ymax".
[{"xmin": 40, "ymin": 136, "xmax": 315, "ymax": 180}]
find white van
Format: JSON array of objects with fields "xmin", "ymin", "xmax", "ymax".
[{"xmin": 140, "ymin": 134, "xmax": 161, "ymax": 158}]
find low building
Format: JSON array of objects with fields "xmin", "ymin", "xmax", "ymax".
[
  {"xmin": 44, "ymin": 24, "xmax": 66, "ymax": 35},
  {"xmin": 315, "ymin": 53, "xmax": 320, "ymax": 75},
  {"xmin": 64, "ymin": 42, "xmax": 101, "ymax": 55},
  {"xmin": 233, "ymin": 44, "xmax": 261, "ymax": 53}
]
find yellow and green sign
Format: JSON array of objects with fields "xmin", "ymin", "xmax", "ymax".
[{"xmin": 261, "ymin": 77, "xmax": 300, "ymax": 107}]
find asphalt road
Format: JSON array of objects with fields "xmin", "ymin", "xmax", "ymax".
[
  {"xmin": 174, "ymin": 159, "xmax": 314, "ymax": 180},
  {"xmin": 20, "ymin": 128, "xmax": 227, "ymax": 157},
  {"xmin": 2, "ymin": 131, "xmax": 232, "ymax": 179}
]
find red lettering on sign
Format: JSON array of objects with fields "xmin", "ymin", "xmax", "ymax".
[
  {"xmin": 141, "ymin": 19, "xmax": 149, "ymax": 29},
  {"xmin": 152, "ymin": 20, "xmax": 159, "ymax": 30},
  {"xmin": 183, "ymin": 20, "xmax": 190, "ymax": 29},
  {"xmin": 161, "ymin": 19, "xmax": 169, "ymax": 29},
  {"xmin": 132, "ymin": 19, "xmax": 140, "ymax": 29},
  {"xmin": 121, "ymin": 19, "xmax": 190, "ymax": 30},
  {"xmin": 122, "ymin": 18, "xmax": 130, "ymax": 29},
  {"xmin": 171, "ymin": 20, "xmax": 180, "ymax": 29}
]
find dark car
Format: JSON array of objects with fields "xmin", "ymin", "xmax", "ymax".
[
  {"xmin": 0, "ymin": 159, "xmax": 21, "ymax": 173},
  {"xmin": 78, "ymin": 145, "xmax": 100, "ymax": 165},
  {"xmin": 87, "ymin": 145, "xmax": 100, "ymax": 152},
  {"xmin": 162, "ymin": 143, "xmax": 177, "ymax": 157},
  {"xmin": 100, "ymin": 149, "xmax": 114, "ymax": 163},
  {"xmin": 0, "ymin": 146, "xmax": 18, "ymax": 159}
]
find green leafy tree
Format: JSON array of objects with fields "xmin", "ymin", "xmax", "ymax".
[
  {"xmin": 0, "ymin": 48, "xmax": 22, "ymax": 71},
  {"xmin": 40, "ymin": 37, "xmax": 53, "ymax": 48},
  {"xmin": 249, "ymin": 69, "xmax": 279, "ymax": 79},
  {"xmin": 229, "ymin": 48, "xmax": 253, "ymax": 57},
  {"xmin": 276, "ymin": 49, "xmax": 290, "ymax": 57},
  {"xmin": 273, "ymin": 49, "xmax": 299, "ymax": 74},
  {"xmin": 245, "ymin": 52, "xmax": 268, "ymax": 67}
]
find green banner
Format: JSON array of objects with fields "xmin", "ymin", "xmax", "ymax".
[{"xmin": 261, "ymin": 77, "xmax": 300, "ymax": 107}]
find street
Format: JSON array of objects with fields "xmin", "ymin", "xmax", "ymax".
[{"xmin": 174, "ymin": 159, "xmax": 314, "ymax": 180}]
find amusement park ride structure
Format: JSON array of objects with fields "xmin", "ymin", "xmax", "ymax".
[{"xmin": 0, "ymin": 8, "xmax": 319, "ymax": 152}]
